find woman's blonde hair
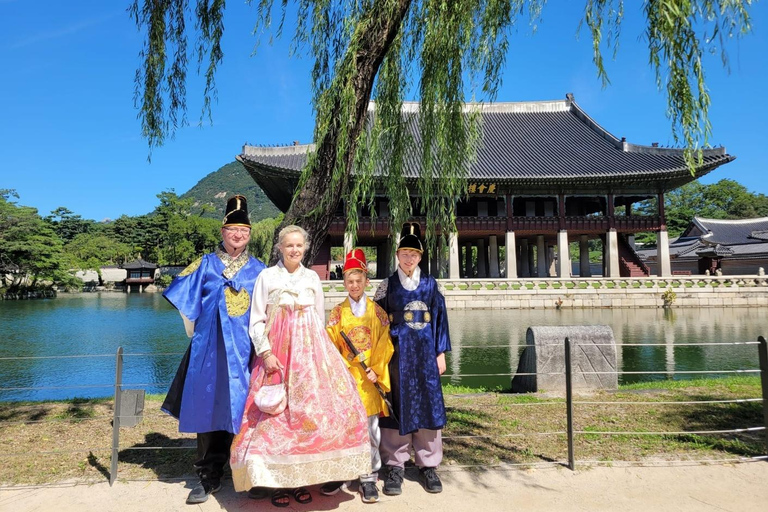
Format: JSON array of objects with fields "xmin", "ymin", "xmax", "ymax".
[{"xmin": 275, "ymin": 225, "xmax": 310, "ymax": 259}]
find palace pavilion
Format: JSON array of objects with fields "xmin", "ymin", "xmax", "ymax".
[{"xmin": 237, "ymin": 95, "xmax": 734, "ymax": 279}]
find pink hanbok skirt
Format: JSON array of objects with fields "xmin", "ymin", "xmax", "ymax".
[{"xmin": 230, "ymin": 304, "xmax": 370, "ymax": 490}]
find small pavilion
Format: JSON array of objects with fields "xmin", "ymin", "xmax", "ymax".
[
  {"xmin": 237, "ymin": 95, "xmax": 734, "ymax": 279},
  {"xmin": 123, "ymin": 259, "xmax": 158, "ymax": 293}
]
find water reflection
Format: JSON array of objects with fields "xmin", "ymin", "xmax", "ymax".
[
  {"xmin": 1, "ymin": 294, "xmax": 766, "ymax": 401},
  {"xmin": 446, "ymin": 307, "xmax": 768, "ymax": 388}
]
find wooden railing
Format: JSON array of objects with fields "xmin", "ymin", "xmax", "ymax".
[{"xmin": 329, "ymin": 215, "xmax": 662, "ymax": 235}]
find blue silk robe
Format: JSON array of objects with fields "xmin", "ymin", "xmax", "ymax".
[
  {"xmin": 375, "ymin": 273, "xmax": 451, "ymax": 435},
  {"xmin": 161, "ymin": 248, "xmax": 265, "ymax": 434}
]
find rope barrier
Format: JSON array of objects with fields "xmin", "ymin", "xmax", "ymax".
[
  {"xmin": 574, "ymin": 426, "xmax": 765, "ymax": 436},
  {"xmin": 572, "ymin": 398, "xmax": 763, "ymax": 406},
  {"xmin": 0, "ymin": 382, "xmax": 172, "ymax": 392},
  {"xmin": 0, "ymin": 354, "xmax": 116, "ymax": 361},
  {"xmin": 579, "ymin": 369, "xmax": 760, "ymax": 375},
  {"xmin": 444, "ymin": 432, "xmax": 567, "ymax": 439}
]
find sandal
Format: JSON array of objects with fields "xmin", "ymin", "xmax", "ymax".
[
  {"xmin": 291, "ymin": 487, "xmax": 313, "ymax": 504},
  {"xmin": 271, "ymin": 489, "xmax": 290, "ymax": 508}
]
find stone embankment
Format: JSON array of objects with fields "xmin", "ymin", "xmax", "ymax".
[{"xmin": 323, "ymin": 275, "xmax": 768, "ymax": 310}]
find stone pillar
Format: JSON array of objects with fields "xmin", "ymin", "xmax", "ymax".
[
  {"xmin": 605, "ymin": 229, "xmax": 620, "ymax": 277},
  {"xmin": 477, "ymin": 238, "xmax": 487, "ymax": 277},
  {"xmin": 505, "ymin": 231, "xmax": 518, "ymax": 279},
  {"xmin": 657, "ymin": 229, "xmax": 672, "ymax": 277},
  {"xmin": 449, "ymin": 233, "xmax": 460, "ymax": 279},
  {"xmin": 579, "ymin": 235, "xmax": 591, "ymax": 277},
  {"xmin": 464, "ymin": 242, "xmax": 473, "ymax": 278},
  {"xmin": 548, "ymin": 245, "xmax": 556, "ymax": 277},
  {"xmin": 488, "ymin": 235, "xmax": 500, "ymax": 278},
  {"xmin": 536, "ymin": 235, "xmax": 547, "ymax": 277},
  {"xmin": 557, "ymin": 230, "xmax": 570, "ymax": 277}
]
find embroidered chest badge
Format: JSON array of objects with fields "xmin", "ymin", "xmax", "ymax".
[
  {"xmin": 347, "ymin": 325, "xmax": 372, "ymax": 353},
  {"xmin": 224, "ymin": 287, "xmax": 250, "ymax": 317},
  {"xmin": 404, "ymin": 300, "xmax": 429, "ymax": 330}
]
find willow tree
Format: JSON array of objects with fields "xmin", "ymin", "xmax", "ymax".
[{"xmin": 130, "ymin": 0, "xmax": 753, "ymax": 264}]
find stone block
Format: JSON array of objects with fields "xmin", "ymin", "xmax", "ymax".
[{"xmin": 511, "ymin": 325, "xmax": 618, "ymax": 394}]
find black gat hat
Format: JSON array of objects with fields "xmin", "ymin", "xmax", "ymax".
[
  {"xmin": 222, "ymin": 195, "xmax": 251, "ymax": 227},
  {"xmin": 397, "ymin": 222, "xmax": 424, "ymax": 253}
]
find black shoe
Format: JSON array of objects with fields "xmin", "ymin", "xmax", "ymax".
[
  {"xmin": 248, "ymin": 486, "xmax": 270, "ymax": 500},
  {"xmin": 186, "ymin": 480, "xmax": 221, "ymax": 504},
  {"xmin": 382, "ymin": 466, "xmax": 404, "ymax": 496},
  {"xmin": 418, "ymin": 467, "xmax": 442, "ymax": 493},
  {"xmin": 320, "ymin": 481, "xmax": 345, "ymax": 496},
  {"xmin": 359, "ymin": 482, "xmax": 380, "ymax": 503}
]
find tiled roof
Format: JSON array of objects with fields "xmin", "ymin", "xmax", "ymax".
[
  {"xmin": 239, "ymin": 96, "xmax": 733, "ymax": 189},
  {"xmin": 686, "ymin": 217, "xmax": 768, "ymax": 245},
  {"xmin": 122, "ymin": 259, "xmax": 158, "ymax": 270},
  {"xmin": 696, "ymin": 244, "xmax": 734, "ymax": 257}
]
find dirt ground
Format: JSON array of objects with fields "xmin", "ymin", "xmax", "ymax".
[{"xmin": 2, "ymin": 462, "xmax": 768, "ymax": 512}]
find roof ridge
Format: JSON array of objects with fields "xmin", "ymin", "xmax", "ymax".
[{"xmin": 694, "ymin": 216, "xmax": 768, "ymax": 224}]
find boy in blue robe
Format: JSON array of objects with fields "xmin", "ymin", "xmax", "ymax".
[
  {"xmin": 374, "ymin": 222, "xmax": 451, "ymax": 496},
  {"xmin": 161, "ymin": 195, "xmax": 266, "ymax": 504}
]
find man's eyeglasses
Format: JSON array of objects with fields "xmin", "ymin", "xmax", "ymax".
[{"xmin": 224, "ymin": 227, "xmax": 251, "ymax": 235}]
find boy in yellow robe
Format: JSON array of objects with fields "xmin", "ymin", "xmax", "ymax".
[{"xmin": 323, "ymin": 248, "xmax": 395, "ymax": 503}]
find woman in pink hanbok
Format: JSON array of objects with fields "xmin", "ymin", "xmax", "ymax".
[{"xmin": 230, "ymin": 225, "xmax": 370, "ymax": 507}]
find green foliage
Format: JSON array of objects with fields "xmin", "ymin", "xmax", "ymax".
[
  {"xmin": 247, "ymin": 214, "xmax": 284, "ymax": 263},
  {"xmin": 46, "ymin": 207, "xmax": 95, "ymax": 242},
  {"xmin": 0, "ymin": 186, "xmax": 284, "ymax": 293},
  {"xmin": 63, "ymin": 234, "xmax": 134, "ymax": 271},
  {"xmin": 155, "ymin": 273, "xmax": 173, "ymax": 288},
  {"xmin": 179, "ymin": 161, "xmax": 280, "ymax": 222},
  {"xmin": 662, "ymin": 287, "xmax": 677, "ymax": 307},
  {"xmin": 151, "ymin": 191, "xmax": 222, "ymax": 265},
  {"xmin": 0, "ymin": 194, "xmax": 75, "ymax": 291}
]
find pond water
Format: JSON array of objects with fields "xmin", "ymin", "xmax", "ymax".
[{"xmin": 0, "ymin": 293, "xmax": 765, "ymax": 401}]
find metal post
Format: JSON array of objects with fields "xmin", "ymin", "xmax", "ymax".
[
  {"xmin": 110, "ymin": 346, "xmax": 124, "ymax": 486},
  {"xmin": 565, "ymin": 336, "xmax": 575, "ymax": 470},
  {"xmin": 757, "ymin": 336, "xmax": 768, "ymax": 458}
]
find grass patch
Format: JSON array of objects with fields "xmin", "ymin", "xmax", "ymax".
[{"xmin": 1, "ymin": 377, "xmax": 764, "ymax": 484}]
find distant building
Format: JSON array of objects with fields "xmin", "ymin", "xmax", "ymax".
[
  {"xmin": 640, "ymin": 217, "xmax": 768, "ymax": 275},
  {"xmin": 237, "ymin": 95, "xmax": 734, "ymax": 279},
  {"xmin": 123, "ymin": 259, "xmax": 158, "ymax": 292}
]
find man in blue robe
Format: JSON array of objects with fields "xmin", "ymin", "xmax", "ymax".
[
  {"xmin": 374, "ymin": 223, "xmax": 451, "ymax": 496},
  {"xmin": 162, "ymin": 195, "xmax": 266, "ymax": 504}
]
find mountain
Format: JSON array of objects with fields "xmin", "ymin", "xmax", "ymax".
[{"xmin": 180, "ymin": 161, "xmax": 282, "ymax": 222}]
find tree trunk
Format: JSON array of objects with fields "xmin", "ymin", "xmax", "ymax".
[{"xmin": 273, "ymin": 0, "xmax": 413, "ymax": 266}]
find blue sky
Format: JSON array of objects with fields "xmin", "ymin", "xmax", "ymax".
[{"xmin": 1, "ymin": 1, "xmax": 766, "ymax": 222}]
